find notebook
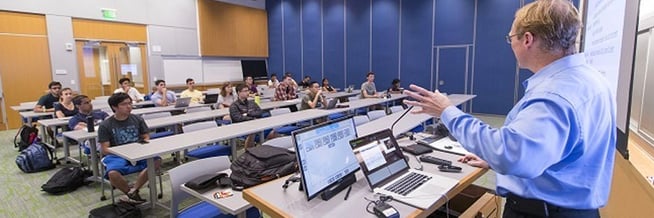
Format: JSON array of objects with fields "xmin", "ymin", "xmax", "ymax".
[
  {"xmin": 174, "ymin": 97, "xmax": 192, "ymax": 108},
  {"xmin": 349, "ymin": 129, "xmax": 459, "ymax": 209}
]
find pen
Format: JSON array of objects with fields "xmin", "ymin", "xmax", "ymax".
[{"xmin": 344, "ymin": 186, "xmax": 352, "ymax": 200}]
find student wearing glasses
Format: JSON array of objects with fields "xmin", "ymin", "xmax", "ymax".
[
  {"xmin": 180, "ymin": 78, "xmax": 204, "ymax": 104},
  {"xmin": 68, "ymin": 95, "xmax": 109, "ymax": 131},
  {"xmin": 54, "ymin": 88, "xmax": 78, "ymax": 118},
  {"xmin": 230, "ymin": 84, "xmax": 264, "ymax": 148},
  {"xmin": 35, "ymin": 81, "xmax": 62, "ymax": 113}
]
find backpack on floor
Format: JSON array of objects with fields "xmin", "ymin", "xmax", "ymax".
[
  {"xmin": 230, "ymin": 145, "xmax": 297, "ymax": 188},
  {"xmin": 15, "ymin": 140, "xmax": 55, "ymax": 173},
  {"xmin": 14, "ymin": 124, "xmax": 39, "ymax": 151},
  {"xmin": 88, "ymin": 202, "xmax": 142, "ymax": 218},
  {"xmin": 41, "ymin": 167, "xmax": 92, "ymax": 195}
]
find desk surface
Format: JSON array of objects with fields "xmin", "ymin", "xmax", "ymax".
[
  {"xmin": 180, "ymin": 169, "xmax": 253, "ymax": 216},
  {"xmin": 108, "ymin": 94, "xmax": 407, "ymax": 162},
  {"xmin": 242, "ymin": 138, "xmax": 487, "ymax": 218}
]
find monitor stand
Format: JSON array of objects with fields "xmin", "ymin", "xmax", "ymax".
[{"xmin": 320, "ymin": 173, "xmax": 357, "ymax": 201}]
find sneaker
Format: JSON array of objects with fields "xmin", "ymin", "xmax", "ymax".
[{"xmin": 120, "ymin": 190, "xmax": 145, "ymax": 205}]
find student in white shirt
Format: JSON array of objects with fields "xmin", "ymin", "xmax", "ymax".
[{"xmin": 114, "ymin": 78, "xmax": 144, "ymax": 102}]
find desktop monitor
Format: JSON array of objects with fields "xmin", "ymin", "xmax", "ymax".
[
  {"xmin": 292, "ymin": 117, "xmax": 360, "ymax": 201},
  {"xmin": 241, "ymin": 60, "xmax": 268, "ymax": 80}
]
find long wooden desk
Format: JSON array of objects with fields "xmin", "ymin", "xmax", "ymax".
[{"xmin": 107, "ymin": 95, "xmax": 407, "ymax": 209}]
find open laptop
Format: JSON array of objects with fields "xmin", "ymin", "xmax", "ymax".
[
  {"xmin": 174, "ymin": 97, "xmax": 192, "ymax": 108},
  {"xmin": 349, "ymin": 129, "xmax": 459, "ymax": 209},
  {"xmin": 321, "ymin": 98, "xmax": 339, "ymax": 110},
  {"xmin": 204, "ymin": 94, "xmax": 219, "ymax": 104}
]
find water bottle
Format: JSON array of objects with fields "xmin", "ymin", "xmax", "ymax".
[
  {"xmin": 86, "ymin": 116, "xmax": 94, "ymax": 132},
  {"xmin": 254, "ymin": 95, "xmax": 261, "ymax": 105}
]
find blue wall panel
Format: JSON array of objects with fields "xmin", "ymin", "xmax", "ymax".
[
  {"xmin": 434, "ymin": 0, "xmax": 475, "ymax": 46},
  {"xmin": 283, "ymin": 0, "xmax": 303, "ymax": 80},
  {"xmin": 301, "ymin": 0, "xmax": 323, "ymax": 80},
  {"xmin": 437, "ymin": 47, "xmax": 467, "ymax": 95},
  {"xmin": 267, "ymin": 0, "xmax": 284, "ymax": 76},
  {"xmin": 400, "ymin": 0, "xmax": 433, "ymax": 90},
  {"xmin": 472, "ymin": 0, "xmax": 520, "ymax": 114},
  {"xmin": 371, "ymin": 0, "xmax": 400, "ymax": 91},
  {"xmin": 323, "ymin": 0, "xmax": 346, "ymax": 89},
  {"xmin": 345, "ymin": 0, "xmax": 371, "ymax": 87}
]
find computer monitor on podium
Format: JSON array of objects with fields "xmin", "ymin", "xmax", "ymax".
[{"xmin": 292, "ymin": 117, "xmax": 360, "ymax": 201}]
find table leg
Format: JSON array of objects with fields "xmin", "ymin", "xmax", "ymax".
[
  {"xmin": 146, "ymin": 158, "xmax": 157, "ymax": 208},
  {"xmin": 89, "ymin": 138, "xmax": 100, "ymax": 179},
  {"xmin": 230, "ymin": 138, "xmax": 237, "ymax": 160}
]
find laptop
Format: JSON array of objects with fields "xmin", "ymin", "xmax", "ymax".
[
  {"xmin": 349, "ymin": 129, "xmax": 459, "ymax": 209},
  {"xmin": 174, "ymin": 97, "xmax": 192, "ymax": 108},
  {"xmin": 204, "ymin": 94, "xmax": 219, "ymax": 104},
  {"xmin": 321, "ymin": 98, "xmax": 339, "ymax": 110}
]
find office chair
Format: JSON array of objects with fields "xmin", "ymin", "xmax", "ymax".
[{"xmin": 367, "ymin": 110, "xmax": 387, "ymax": 121}]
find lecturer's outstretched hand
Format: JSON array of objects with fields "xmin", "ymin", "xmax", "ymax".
[{"xmin": 402, "ymin": 84, "xmax": 452, "ymax": 117}]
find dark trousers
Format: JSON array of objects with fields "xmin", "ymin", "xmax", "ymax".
[{"xmin": 503, "ymin": 194, "xmax": 600, "ymax": 218}]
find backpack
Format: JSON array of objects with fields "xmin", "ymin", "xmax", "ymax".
[
  {"xmin": 14, "ymin": 124, "xmax": 39, "ymax": 151},
  {"xmin": 15, "ymin": 140, "xmax": 55, "ymax": 173},
  {"xmin": 230, "ymin": 145, "xmax": 297, "ymax": 188},
  {"xmin": 88, "ymin": 202, "xmax": 142, "ymax": 218},
  {"xmin": 41, "ymin": 167, "xmax": 91, "ymax": 195}
]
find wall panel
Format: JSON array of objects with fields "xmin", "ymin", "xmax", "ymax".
[
  {"xmin": 301, "ymin": 0, "xmax": 323, "ymax": 80},
  {"xmin": 197, "ymin": 0, "xmax": 268, "ymax": 57},
  {"xmin": 345, "ymin": 0, "xmax": 371, "ymax": 87},
  {"xmin": 400, "ymin": 0, "xmax": 433, "ymax": 90},
  {"xmin": 267, "ymin": 0, "xmax": 284, "ymax": 76},
  {"xmin": 323, "ymin": 0, "xmax": 346, "ymax": 88},
  {"xmin": 283, "ymin": 0, "xmax": 302, "ymax": 77},
  {"xmin": 72, "ymin": 19, "xmax": 146, "ymax": 42},
  {"xmin": 371, "ymin": 0, "xmax": 400, "ymax": 90}
]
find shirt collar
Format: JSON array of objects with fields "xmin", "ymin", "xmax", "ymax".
[{"xmin": 522, "ymin": 53, "xmax": 586, "ymax": 92}]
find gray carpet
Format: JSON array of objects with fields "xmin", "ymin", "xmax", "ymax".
[{"xmin": 0, "ymin": 114, "xmax": 504, "ymax": 217}]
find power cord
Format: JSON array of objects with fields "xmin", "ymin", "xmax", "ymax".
[
  {"xmin": 282, "ymin": 174, "xmax": 301, "ymax": 190},
  {"xmin": 413, "ymin": 155, "xmax": 424, "ymax": 171},
  {"xmin": 364, "ymin": 195, "xmax": 399, "ymax": 218}
]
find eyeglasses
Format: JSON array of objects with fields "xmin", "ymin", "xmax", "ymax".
[
  {"xmin": 505, "ymin": 33, "xmax": 520, "ymax": 44},
  {"xmin": 240, "ymin": 89, "xmax": 250, "ymax": 93},
  {"xmin": 51, "ymin": 87, "xmax": 61, "ymax": 90}
]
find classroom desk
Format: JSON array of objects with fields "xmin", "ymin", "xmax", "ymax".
[
  {"xmin": 108, "ymin": 95, "xmax": 407, "ymax": 209},
  {"xmin": 131, "ymin": 103, "xmax": 211, "ymax": 115},
  {"xmin": 242, "ymin": 137, "xmax": 487, "ymax": 218},
  {"xmin": 180, "ymin": 169, "xmax": 253, "ymax": 218},
  {"xmin": 62, "ymin": 130, "xmax": 104, "ymax": 182},
  {"xmin": 18, "ymin": 110, "xmax": 53, "ymax": 125},
  {"xmin": 11, "ymin": 104, "xmax": 35, "ymax": 112},
  {"xmin": 324, "ymin": 90, "xmax": 361, "ymax": 99},
  {"xmin": 37, "ymin": 117, "xmax": 73, "ymax": 163}
]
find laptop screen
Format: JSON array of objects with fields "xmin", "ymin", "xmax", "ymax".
[
  {"xmin": 350, "ymin": 129, "xmax": 408, "ymax": 188},
  {"xmin": 292, "ymin": 117, "xmax": 360, "ymax": 200}
]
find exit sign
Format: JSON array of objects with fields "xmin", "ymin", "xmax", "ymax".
[{"xmin": 101, "ymin": 8, "xmax": 116, "ymax": 20}]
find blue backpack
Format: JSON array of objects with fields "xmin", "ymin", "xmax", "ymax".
[{"xmin": 16, "ymin": 140, "xmax": 55, "ymax": 173}]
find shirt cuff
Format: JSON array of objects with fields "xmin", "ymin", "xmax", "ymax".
[{"xmin": 440, "ymin": 106, "xmax": 465, "ymax": 125}]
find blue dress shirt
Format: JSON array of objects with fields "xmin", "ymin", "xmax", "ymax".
[
  {"xmin": 441, "ymin": 53, "xmax": 616, "ymax": 209},
  {"xmin": 150, "ymin": 90, "xmax": 177, "ymax": 107}
]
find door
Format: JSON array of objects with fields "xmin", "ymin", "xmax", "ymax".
[{"xmin": 76, "ymin": 41, "xmax": 149, "ymax": 99}]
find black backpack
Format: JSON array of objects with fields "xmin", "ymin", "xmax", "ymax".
[
  {"xmin": 14, "ymin": 124, "xmax": 39, "ymax": 151},
  {"xmin": 42, "ymin": 167, "xmax": 92, "ymax": 195},
  {"xmin": 15, "ymin": 141, "xmax": 55, "ymax": 173},
  {"xmin": 88, "ymin": 202, "xmax": 142, "ymax": 218},
  {"xmin": 230, "ymin": 145, "xmax": 297, "ymax": 188}
]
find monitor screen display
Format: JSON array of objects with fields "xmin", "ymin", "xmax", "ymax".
[
  {"xmin": 292, "ymin": 117, "xmax": 360, "ymax": 200},
  {"xmin": 241, "ymin": 60, "xmax": 268, "ymax": 80}
]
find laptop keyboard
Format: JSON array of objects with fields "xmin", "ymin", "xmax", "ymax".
[{"xmin": 384, "ymin": 172, "xmax": 432, "ymax": 196}]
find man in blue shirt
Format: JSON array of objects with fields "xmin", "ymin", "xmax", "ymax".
[
  {"xmin": 68, "ymin": 95, "xmax": 109, "ymax": 131},
  {"xmin": 404, "ymin": 1, "xmax": 615, "ymax": 217},
  {"xmin": 150, "ymin": 79, "xmax": 177, "ymax": 107}
]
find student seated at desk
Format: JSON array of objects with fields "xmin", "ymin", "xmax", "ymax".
[
  {"xmin": 301, "ymin": 81, "xmax": 327, "ymax": 110},
  {"xmin": 214, "ymin": 83, "xmax": 236, "ymax": 121},
  {"xmin": 55, "ymin": 88, "xmax": 78, "ymax": 118},
  {"xmin": 181, "ymin": 78, "xmax": 204, "ymax": 104},
  {"xmin": 114, "ymin": 78, "xmax": 144, "ymax": 102},
  {"xmin": 274, "ymin": 75, "xmax": 299, "ymax": 112},
  {"xmin": 244, "ymin": 76, "xmax": 260, "ymax": 96},
  {"xmin": 268, "ymin": 73, "xmax": 280, "ymax": 88},
  {"xmin": 321, "ymin": 78, "xmax": 337, "ymax": 93},
  {"xmin": 230, "ymin": 84, "xmax": 266, "ymax": 148},
  {"xmin": 35, "ymin": 81, "xmax": 62, "ymax": 113},
  {"xmin": 361, "ymin": 72, "xmax": 380, "ymax": 98},
  {"xmin": 387, "ymin": 79, "xmax": 403, "ymax": 94},
  {"xmin": 98, "ymin": 93, "xmax": 161, "ymax": 204},
  {"xmin": 150, "ymin": 79, "xmax": 177, "ymax": 107},
  {"xmin": 68, "ymin": 95, "xmax": 109, "ymax": 130}
]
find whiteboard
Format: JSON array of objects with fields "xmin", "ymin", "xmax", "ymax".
[
  {"xmin": 202, "ymin": 59, "xmax": 244, "ymax": 83},
  {"xmin": 163, "ymin": 59, "xmax": 203, "ymax": 85}
]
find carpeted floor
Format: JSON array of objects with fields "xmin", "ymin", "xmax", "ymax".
[{"xmin": 0, "ymin": 114, "xmax": 505, "ymax": 217}]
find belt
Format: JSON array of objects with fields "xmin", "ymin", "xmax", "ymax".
[{"xmin": 505, "ymin": 193, "xmax": 573, "ymax": 217}]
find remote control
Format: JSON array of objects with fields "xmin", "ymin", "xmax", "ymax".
[
  {"xmin": 419, "ymin": 155, "xmax": 452, "ymax": 165},
  {"xmin": 438, "ymin": 165, "xmax": 462, "ymax": 173}
]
